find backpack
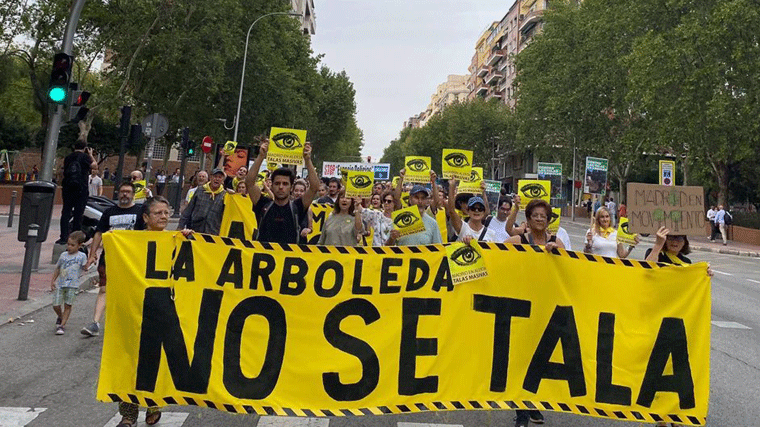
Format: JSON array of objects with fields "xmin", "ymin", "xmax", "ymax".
[
  {"xmin": 64, "ymin": 154, "xmax": 83, "ymax": 189},
  {"xmin": 724, "ymin": 211, "xmax": 733, "ymax": 225}
]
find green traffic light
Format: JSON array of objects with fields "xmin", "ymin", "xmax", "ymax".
[
  {"xmin": 188, "ymin": 149, "xmax": 194, "ymax": 155},
  {"xmin": 48, "ymin": 86, "xmax": 67, "ymax": 103}
]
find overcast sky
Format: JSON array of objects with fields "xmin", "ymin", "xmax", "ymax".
[{"xmin": 310, "ymin": 1, "xmax": 511, "ymax": 161}]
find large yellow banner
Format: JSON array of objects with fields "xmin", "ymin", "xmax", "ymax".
[{"xmin": 98, "ymin": 232, "xmax": 710, "ymax": 426}]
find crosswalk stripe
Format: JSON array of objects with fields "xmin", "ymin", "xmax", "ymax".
[
  {"xmin": 103, "ymin": 411, "xmax": 189, "ymax": 427},
  {"xmin": 257, "ymin": 417, "xmax": 329, "ymax": 426},
  {"xmin": 398, "ymin": 423, "xmax": 464, "ymax": 427},
  {"xmin": 712, "ymin": 320, "xmax": 752, "ymax": 330},
  {"xmin": 0, "ymin": 407, "xmax": 46, "ymax": 427}
]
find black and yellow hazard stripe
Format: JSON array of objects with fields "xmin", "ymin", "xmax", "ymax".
[{"xmin": 103, "ymin": 393, "xmax": 706, "ymax": 425}]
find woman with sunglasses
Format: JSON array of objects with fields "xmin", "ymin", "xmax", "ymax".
[
  {"xmin": 505, "ymin": 199, "xmax": 564, "ymax": 250},
  {"xmin": 361, "ymin": 190, "xmax": 397, "ymax": 246},
  {"xmin": 584, "ymin": 206, "xmax": 638, "ymax": 258},
  {"xmin": 447, "ymin": 179, "xmax": 498, "ymax": 243}
]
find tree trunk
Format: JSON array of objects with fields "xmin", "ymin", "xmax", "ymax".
[
  {"xmin": 716, "ymin": 161, "xmax": 729, "ymax": 206},
  {"xmin": 681, "ymin": 155, "xmax": 689, "ymax": 186},
  {"xmin": 618, "ymin": 176, "xmax": 628, "ymax": 204}
]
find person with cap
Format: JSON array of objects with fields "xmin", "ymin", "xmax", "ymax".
[
  {"xmin": 446, "ymin": 179, "xmax": 497, "ymax": 243},
  {"xmin": 386, "ymin": 180, "xmax": 442, "ymax": 246},
  {"xmin": 178, "ymin": 167, "xmax": 226, "ymax": 234}
]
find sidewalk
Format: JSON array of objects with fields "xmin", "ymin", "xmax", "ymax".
[{"xmin": 561, "ymin": 216, "xmax": 760, "ymax": 258}]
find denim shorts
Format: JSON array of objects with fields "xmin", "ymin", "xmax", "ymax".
[{"xmin": 53, "ymin": 287, "xmax": 77, "ymax": 306}]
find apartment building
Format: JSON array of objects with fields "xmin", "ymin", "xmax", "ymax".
[
  {"xmin": 291, "ymin": 0, "xmax": 316, "ymax": 35},
  {"xmin": 404, "ymin": 75, "xmax": 468, "ymax": 129}
]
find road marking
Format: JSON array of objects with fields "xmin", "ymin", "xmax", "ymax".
[
  {"xmin": 748, "ymin": 279, "xmax": 760, "ymax": 284},
  {"xmin": 104, "ymin": 411, "xmax": 189, "ymax": 427},
  {"xmin": 711, "ymin": 321, "xmax": 752, "ymax": 330},
  {"xmin": 0, "ymin": 407, "xmax": 46, "ymax": 426},
  {"xmin": 398, "ymin": 424, "xmax": 465, "ymax": 427},
  {"xmin": 258, "ymin": 417, "xmax": 329, "ymax": 426},
  {"xmin": 711, "ymin": 270, "xmax": 733, "ymax": 276}
]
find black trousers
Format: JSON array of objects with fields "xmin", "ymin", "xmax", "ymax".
[
  {"xmin": 60, "ymin": 186, "xmax": 88, "ymax": 242},
  {"xmin": 709, "ymin": 221, "xmax": 719, "ymax": 240}
]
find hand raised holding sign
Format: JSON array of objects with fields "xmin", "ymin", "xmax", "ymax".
[{"xmin": 303, "ymin": 141, "xmax": 312, "ymax": 161}]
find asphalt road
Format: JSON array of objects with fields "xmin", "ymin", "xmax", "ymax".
[{"xmin": 0, "ymin": 224, "xmax": 758, "ymax": 427}]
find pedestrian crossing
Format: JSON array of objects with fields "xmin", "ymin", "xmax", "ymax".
[{"xmin": 0, "ymin": 408, "xmax": 468, "ymax": 427}]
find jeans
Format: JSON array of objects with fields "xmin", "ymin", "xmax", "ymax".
[{"xmin": 60, "ymin": 186, "xmax": 88, "ymax": 242}]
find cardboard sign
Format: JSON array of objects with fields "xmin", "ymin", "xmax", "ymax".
[
  {"xmin": 626, "ymin": 183, "xmax": 705, "ymax": 236},
  {"xmin": 517, "ymin": 179, "xmax": 551, "ymax": 204},
  {"xmin": 404, "ymin": 156, "xmax": 431, "ymax": 184},
  {"xmin": 345, "ymin": 170, "xmax": 374, "ymax": 198},
  {"xmin": 441, "ymin": 149, "xmax": 473, "ymax": 180},
  {"xmin": 616, "ymin": 217, "xmax": 638, "ymax": 245},
  {"xmin": 392, "ymin": 205, "xmax": 424, "ymax": 236},
  {"xmin": 268, "ymin": 127, "xmax": 307, "ymax": 165},
  {"xmin": 457, "ymin": 167, "xmax": 484, "ymax": 194},
  {"xmin": 446, "ymin": 241, "xmax": 488, "ymax": 284},
  {"xmin": 548, "ymin": 207, "xmax": 561, "ymax": 234}
]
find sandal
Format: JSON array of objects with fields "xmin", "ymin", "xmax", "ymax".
[{"xmin": 146, "ymin": 408, "xmax": 162, "ymax": 425}]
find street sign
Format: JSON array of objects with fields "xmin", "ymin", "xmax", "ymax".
[
  {"xmin": 201, "ymin": 136, "xmax": 213, "ymax": 154},
  {"xmin": 141, "ymin": 113, "xmax": 169, "ymax": 139},
  {"xmin": 659, "ymin": 160, "xmax": 675, "ymax": 186}
]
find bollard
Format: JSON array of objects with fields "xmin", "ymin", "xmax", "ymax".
[
  {"xmin": 7, "ymin": 190, "xmax": 17, "ymax": 227},
  {"xmin": 18, "ymin": 224, "xmax": 39, "ymax": 301}
]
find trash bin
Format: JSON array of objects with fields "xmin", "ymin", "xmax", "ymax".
[{"xmin": 18, "ymin": 181, "xmax": 57, "ymax": 243}]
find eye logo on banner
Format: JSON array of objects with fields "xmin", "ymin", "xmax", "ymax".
[
  {"xmin": 404, "ymin": 156, "xmax": 431, "ymax": 184},
  {"xmin": 446, "ymin": 242, "xmax": 488, "ymax": 285},
  {"xmin": 616, "ymin": 217, "xmax": 638, "ymax": 245},
  {"xmin": 547, "ymin": 208, "xmax": 561, "ymax": 233},
  {"xmin": 133, "ymin": 180, "xmax": 147, "ymax": 199},
  {"xmin": 401, "ymin": 192, "xmax": 410, "ymax": 207},
  {"xmin": 268, "ymin": 127, "xmax": 307, "ymax": 165},
  {"xmin": 457, "ymin": 167, "xmax": 484, "ymax": 194},
  {"xmin": 223, "ymin": 140, "xmax": 237, "ymax": 156},
  {"xmin": 345, "ymin": 171, "xmax": 374, "ymax": 198},
  {"xmin": 392, "ymin": 205, "xmax": 424, "ymax": 236},
  {"xmin": 518, "ymin": 180, "xmax": 551, "ymax": 203},
  {"xmin": 441, "ymin": 149, "xmax": 473, "ymax": 180},
  {"xmin": 306, "ymin": 204, "xmax": 332, "ymax": 244}
]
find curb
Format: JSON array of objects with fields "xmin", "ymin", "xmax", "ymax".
[{"xmin": 2, "ymin": 269, "xmax": 99, "ymax": 326}]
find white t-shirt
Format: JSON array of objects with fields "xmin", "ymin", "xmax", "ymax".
[
  {"xmin": 588, "ymin": 229, "xmax": 619, "ymax": 257},
  {"xmin": 486, "ymin": 216, "xmax": 509, "ymax": 243},
  {"xmin": 555, "ymin": 227, "xmax": 571, "ymax": 251},
  {"xmin": 88, "ymin": 175, "xmax": 102, "ymax": 197},
  {"xmin": 458, "ymin": 221, "xmax": 498, "ymax": 242}
]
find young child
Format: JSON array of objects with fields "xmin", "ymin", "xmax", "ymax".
[{"xmin": 51, "ymin": 230, "xmax": 88, "ymax": 335}]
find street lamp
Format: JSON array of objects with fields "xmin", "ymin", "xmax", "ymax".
[{"xmin": 232, "ymin": 11, "xmax": 303, "ymax": 143}]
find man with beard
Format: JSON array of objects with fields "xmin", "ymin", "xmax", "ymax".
[
  {"xmin": 246, "ymin": 140, "xmax": 320, "ymax": 244},
  {"xmin": 178, "ymin": 168, "xmax": 226, "ymax": 234},
  {"xmin": 81, "ymin": 182, "xmax": 144, "ymax": 337}
]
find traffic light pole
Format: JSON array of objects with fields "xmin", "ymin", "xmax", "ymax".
[{"xmin": 40, "ymin": 0, "xmax": 88, "ymax": 182}]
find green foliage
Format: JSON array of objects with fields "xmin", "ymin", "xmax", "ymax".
[{"xmin": 732, "ymin": 212, "xmax": 760, "ymax": 230}]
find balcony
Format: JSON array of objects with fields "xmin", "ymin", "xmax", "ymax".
[
  {"xmin": 476, "ymin": 85, "xmax": 489, "ymax": 96},
  {"xmin": 520, "ymin": 10, "xmax": 544, "ymax": 35},
  {"xmin": 477, "ymin": 65, "xmax": 490, "ymax": 77},
  {"xmin": 485, "ymin": 68, "xmax": 504, "ymax": 85},
  {"xmin": 485, "ymin": 90, "xmax": 503, "ymax": 102},
  {"xmin": 487, "ymin": 49, "xmax": 506, "ymax": 66}
]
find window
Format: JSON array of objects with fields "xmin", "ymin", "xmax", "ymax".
[{"xmin": 146, "ymin": 142, "xmax": 167, "ymax": 160}]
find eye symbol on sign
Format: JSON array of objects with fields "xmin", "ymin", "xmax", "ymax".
[
  {"xmin": 272, "ymin": 132, "xmax": 303, "ymax": 150},
  {"xmin": 133, "ymin": 182, "xmax": 144, "ymax": 192},
  {"xmin": 469, "ymin": 169, "xmax": 481, "ymax": 182},
  {"xmin": 401, "ymin": 194, "xmax": 410, "ymax": 206},
  {"xmin": 450, "ymin": 245, "xmax": 481, "ymax": 266},
  {"xmin": 349, "ymin": 175, "xmax": 373, "ymax": 189},
  {"xmin": 256, "ymin": 173, "xmax": 265, "ymax": 184},
  {"xmin": 444, "ymin": 152, "xmax": 470, "ymax": 168},
  {"xmin": 520, "ymin": 183, "xmax": 548, "ymax": 198},
  {"xmin": 406, "ymin": 159, "xmax": 429, "ymax": 172},
  {"xmin": 621, "ymin": 222, "xmax": 630, "ymax": 234},
  {"xmin": 548, "ymin": 211, "xmax": 559, "ymax": 225},
  {"xmin": 394, "ymin": 211, "xmax": 419, "ymax": 228}
]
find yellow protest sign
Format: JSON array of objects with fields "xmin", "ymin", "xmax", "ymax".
[
  {"xmin": 305, "ymin": 204, "xmax": 333, "ymax": 244},
  {"xmin": 400, "ymin": 192, "xmax": 410, "ymax": 208},
  {"xmin": 441, "ymin": 149, "xmax": 473, "ymax": 181},
  {"xmin": 457, "ymin": 167, "xmax": 483, "ymax": 194},
  {"xmin": 547, "ymin": 207, "xmax": 561, "ymax": 234},
  {"xmin": 434, "ymin": 208, "xmax": 448, "ymax": 243},
  {"xmin": 404, "ymin": 156, "xmax": 431, "ymax": 184},
  {"xmin": 392, "ymin": 205, "xmax": 425, "ymax": 236},
  {"xmin": 220, "ymin": 194, "xmax": 257, "ymax": 240},
  {"xmin": 345, "ymin": 171, "xmax": 374, "ymax": 198},
  {"xmin": 445, "ymin": 241, "xmax": 488, "ymax": 284},
  {"xmin": 616, "ymin": 217, "xmax": 638, "ymax": 245},
  {"xmin": 98, "ymin": 232, "xmax": 711, "ymax": 426},
  {"xmin": 268, "ymin": 127, "xmax": 307, "ymax": 165},
  {"xmin": 255, "ymin": 172, "xmax": 266, "ymax": 188},
  {"xmin": 392, "ymin": 176, "xmax": 400, "ymax": 189},
  {"xmin": 518, "ymin": 179, "xmax": 551, "ymax": 204},
  {"xmin": 133, "ymin": 180, "xmax": 148, "ymax": 201},
  {"xmin": 223, "ymin": 140, "xmax": 237, "ymax": 156}
]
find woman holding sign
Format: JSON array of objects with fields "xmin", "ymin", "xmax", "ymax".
[
  {"xmin": 584, "ymin": 207, "xmax": 638, "ymax": 258},
  {"xmin": 505, "ymin": 199, "xmax": 564, "ymax": 250},
  {"xmin": 447, "ymin": 179, "xmax": 497, "ymax": 242},
  {"xmin": 318, "ymin": 193, "xmax": 364, "ymax": 246}
]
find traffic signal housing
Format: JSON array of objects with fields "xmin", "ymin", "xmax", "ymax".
[
  {"xmin": 180, "ymin": 127, "xmax": 190, "ymax": 156},
  {"xmin": 48, "ymin": 53, "xmax": 73, "ymax": 104},
  {"xmin": 186, "ymin": 139, "xmax": 196, "ymax": 156},
  {"xmin": 68, "ymin": 90, "xmax": 91, "ymax": 123}
]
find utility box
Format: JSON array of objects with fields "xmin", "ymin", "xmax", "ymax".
[{"xmin": 18, "ymin": 181, "xmax": 57, "ymax": 243}]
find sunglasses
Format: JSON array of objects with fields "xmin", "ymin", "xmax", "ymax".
[
  {"xmin": 470, "ymin": 206, "xmax": 485, "ymax": 212},
  {"xmin": 383, "ymin": 199, "xmax": 394, "ymax": 203}
]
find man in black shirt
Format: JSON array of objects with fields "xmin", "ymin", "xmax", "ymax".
[
  {"xmin": 58, "ymin": 140, "xmax": 98, "ymax": 244},
  {"xmin": 246, "ymin": 140, "xmax": 320, "ymax": 244},
  {"xmin": 81, "ymin": 182, "xmax": 144, "ymax": 337}
]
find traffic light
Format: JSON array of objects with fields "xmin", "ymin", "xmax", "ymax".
[
  {"xmin": 128, "ymin": 124, "xmax": 143, "ymax": 150},
  {"xmin": 48, "ymin": 53, "xmax": 73, "ymax": 104},
  {"xmin": 68, "ymin": 89, "xmax": 91, "ymax": 123},
  {"xmin": 180, "ymin": 127, "xmax": 190, "ymax": 156},
  {"xmin": 119, "ymin": 106, "xmax": 132, "ymax": 138},
  {"xmin": 186, "ymin": 140, "xmax": 196, "ymax": 156}
]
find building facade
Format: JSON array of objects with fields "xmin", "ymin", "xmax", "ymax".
[{"xmin": 291, "ymin": 0, "xmax": 316, "ymax": 35}]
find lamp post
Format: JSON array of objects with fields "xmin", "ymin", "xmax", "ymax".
[{"xmin": 232, "ymin": 11, "xmax": 302, "ymax": 143}]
